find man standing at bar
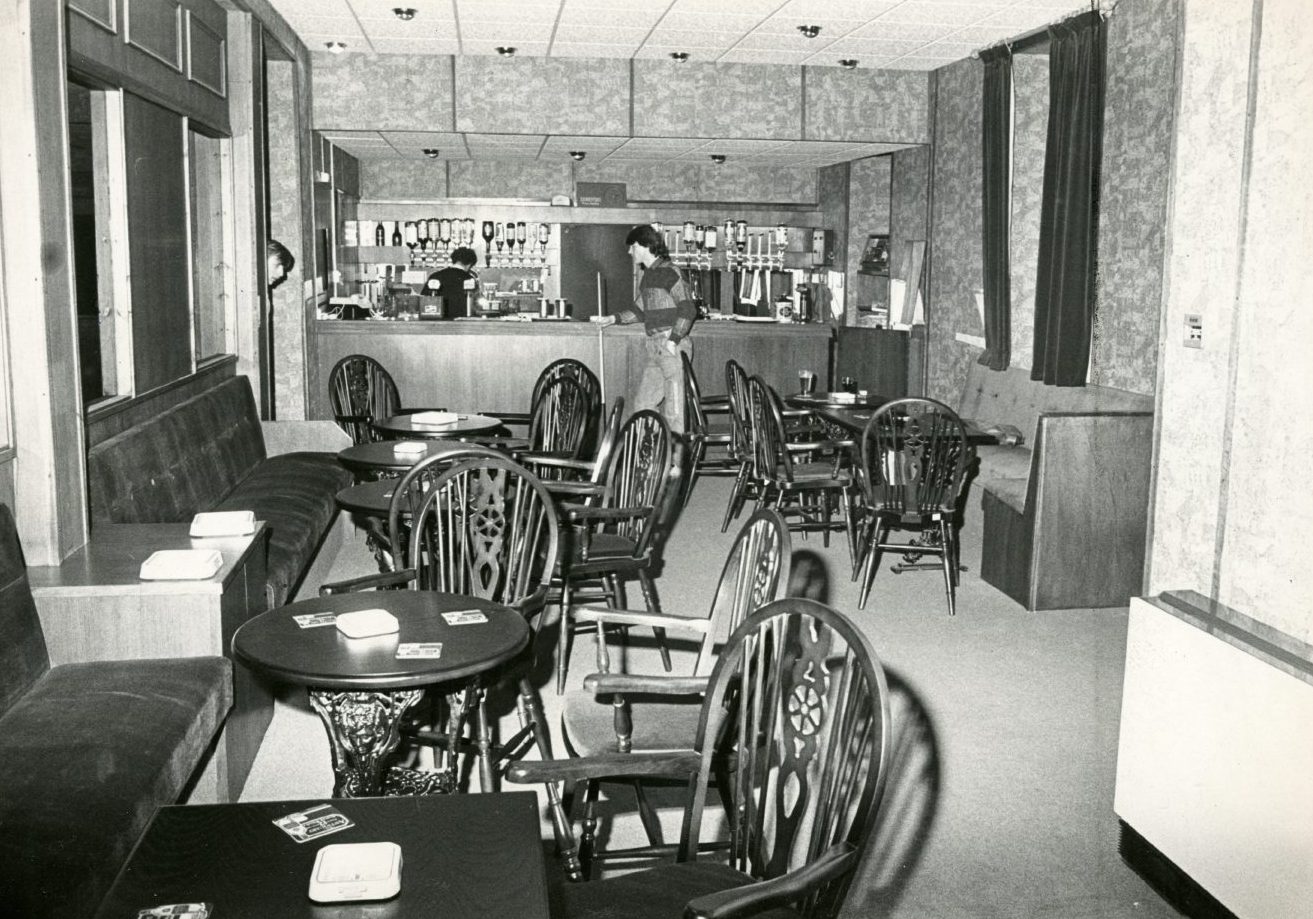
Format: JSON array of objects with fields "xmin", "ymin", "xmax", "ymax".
[
  {"xmin": 424, "ymin": 246, "xmax": 479, "ymax": 319},
  {"xmin": 605, "ymin": 224, "xmax": 697, "ymax": 432}
]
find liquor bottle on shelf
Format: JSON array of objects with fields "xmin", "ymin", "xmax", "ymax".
[
  {"xmin": 463, "ymin": 218, "xmax": 475, "ymax": 246},
  {"xmin": 515, "ymin": 222, "xmax": 527, "ymax": 256},
  {"xmin": 375, "ymin": 221, "xmax": 386, "ymax": 247},
  {"xmin": 391, "ymin": 221, "xmax": 402, "ymax": 247},
  {"xmin": 439, "ymin": 218, "xmax": 453, "ymax": 251},
  {"xmin": 482, "ymin": 221, "xmax": 495, "ymax": 266},
  {"xmin": 404, "ymin": 221, "xmax": 418, "ymax": 254},
  {"xmin": 416, "ymin": 218, "xmax": 429, "ymax": 252},
  {"xmin": 705, "ymin": 225, "xmax": 718, "ymax": 254}
]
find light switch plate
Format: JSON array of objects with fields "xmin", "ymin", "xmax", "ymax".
[{"xmin": 1184, "ymin": 313, "xmax": 1203, "ymax": 349}]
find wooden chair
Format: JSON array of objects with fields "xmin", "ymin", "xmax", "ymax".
[
  {"xmin": 522, "ymin": 396, "xmax": 625, "ymax": 501},
  {"xmin": 477, "ymin": 376, "xmax": 596, "ymax": 462},
  {"xmin": 318, "ymin": 456, "xmax": 577, "ymax": 872},
  {"xmin": 486, "ymin": 358, "xmax": 603, "ymax": 454},
  {"xmin": 554, "ymin": 410, "xmax": 683, "ymax": 694},
  {"xmin": 328, "ymin": 354, "xmax": 405, "ymax": 445},
  {"xmin": 746, "ymin": 375, "xmax": 856, "ymax": 561},
  {"xmin": 851, "ymin": 397, "xmax": 970, "ymax": 615},
  {"xmin": 720, "ymin": 359, "xmax": 758, "ymax": 532},
  {"xmin": 509, "ymin": 599, "xmax": 892, "ymax": 919},
  {"xmin": 556, "ymin": 509, "xmax": 791, "ymax": 878},
  {"xmin": 681, "ymin": 352, "xmax": 735, "ymax": 506}
]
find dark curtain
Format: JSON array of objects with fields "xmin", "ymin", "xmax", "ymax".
[
  {"xmin": 1032, "ymin": 11, "xmax": 1107, "ymax": 386},
  {"xmin": 979, "ymin": 46, "xmax": 1013, "ymax": 371}
]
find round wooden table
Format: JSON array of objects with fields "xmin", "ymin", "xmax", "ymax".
[
  {"xmin": 233, "ymin": 591, "xmax": 528, "ymax": 797},
  {"xmin": 373, "ymin": 413, "xmax": 501, "ymax": 439},
  {"xmin": 786, "ymin": 391, "xmax": 892, "ymax": 412},
  {"xmin": 336, "ymin": 479, "xmax": 401, "ymax": 518},
  {"xmin": 337, "ymin": 439, "xmax": 487, "ymax": 476}
]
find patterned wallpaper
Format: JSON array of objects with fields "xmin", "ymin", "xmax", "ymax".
[
  {"xmin": 360, "ymin": 158, "xmax": 449, "ymax": 199},
  {"xmin": 818, "ymin": 162, "xmax": 850, "ymax": 313},
  {"xmin": 891, "ymin": 145, "xmax": 931, "ymax": 337},
  {"xmin": 578, "ymin": 161, "xmax": 816, "ymax": 203},
  {"xmin": 926, "ymin": 59, "xmax": 983, "ymax": 404},
  {"xmin": 311, "ymin": 54, "xmax": 930, "ymax": 144},
  {"xmin": 805, "ymin": 67, "xmax": 931, "ymax": 143},
  {"xmin": 924, "ymin": 0, "xmax": 1177, "ymax": 402},
  {"xmin": 455, "ymin": 57, "xmax": 628, "ymax": 136},
  {"xmin": 1090, "ymin": 0, "xmax": 1178, "ymax": 394},
  {"xmin": 449, "ymin": 161, "xmax": 574, "ymax": 199},
  {"xmin": 311, "ymin": 52, "xmax": 454, "ymax": 131},
  {"xmin": 267, "ymin": 61, "xmax": 306, "ymax": 419},
  {"xmin": 1010, "ymin": 55, "xmax": 1049, "ymax": 372},
  {"xmin": 633, "ymin": 60, "xmax": 802, "ymax": 139}
]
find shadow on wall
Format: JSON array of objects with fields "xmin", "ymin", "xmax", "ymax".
[{"xmin": 786, "ymin": 549, "xmax": 943, "ymax": 917}]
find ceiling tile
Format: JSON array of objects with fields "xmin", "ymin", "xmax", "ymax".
[
  {"xmin": 717, "ymin": 49, "xmax": 814, "ymax": 65},
  {"xmin": 642, "ymin": 30, "xmax": 743, "ymax": 48},
  {"xmin": 552, "ymin": 25, "xmax": 650, "ymax": 44},
  {"xmin": 877, "ymin": 3, "xmax": 991, "ymax": 26},
  {"xmin": 550, "ymin": 42, "xmax": 639, "ymax": 58},
  {"xmin": 349, "ymin": 0, "xmax": 454, "ymax": 20},
  {"xmin": 360, "ymin": 18, "xmax": 458, "ymax": 39},
  {"xmin": 914, "ymin": 41, "xmax": 979, "ymax": 59},
  {"xmin": 366, "ymin": 38, "xmax": 464, "ymax": 54},
  {"xmin": 752, "ymin": 17, "xmax": 865, "ymax": 37},
  {"xmin": 823, "ymin": 37, "xmax": 925, "ymax": 56},
  {"xmin": 733, "ymin": 31, "xmax": 837, "ymax": 51},
  {"xmin": 656, "ymin": 11, "xmax": 769, "ymax": 32},
  {"xmin": 779, "ymin": 0, "xmax": 900, "ymax": 18},
  {"xmin": 458, "ymin": 21, "xmax": 557, "ymax": 41},
  {"xmin": 459, "ymin": 40, "xmax": 552, "ymax": 56},
  {"xmin": 380, "ymin": 131, "xmax": 466, "ymax": 149},
  {"xmin": 454, "ymin": 1, "xmax": 563, "ymax": 22},
  {"xmin": 668, "ymin": 0, "xmax": 784, "ymax": 13},
  {"xmin": 881, "ymin": 55, "xmax": 949, "ymax": 70},
  {"xmin": 848, "ymin": 21, "xmax": 955, "ymax": 42}
]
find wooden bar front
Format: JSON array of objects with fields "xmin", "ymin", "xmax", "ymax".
[{"xmin": 312, "ymin": 320, "xmax": 837, "ymax": 417}]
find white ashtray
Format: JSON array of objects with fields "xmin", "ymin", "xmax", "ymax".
[
  {"xmin": 308, "ymin": 841, "xmax": 402, "ymax": 903},
  {"xmin": 335, "ymin": 609, "xmax": 400, "ymax": 639},
  {"xmin": 392, "ymin": 440, "xmax": 428, "ymax": 456},
  {"xmin": 139, "ymin": 549, "xmax": 223, "ymax": 581},
  {"xmin": 189, "ymin": 510, "xmax": 256, "ymax": 538}
]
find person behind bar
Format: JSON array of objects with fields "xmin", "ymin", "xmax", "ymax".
[
  {"xmin": 603, "ymin": 224, "xmax": 698, "ymax": 432},
  {"xmin": 267, "ymin": 238, "xmax": 295, "ymax": 291},
  {"xmin": 425, "ymin": 246, "xmax": 479, "ymax": 319}
]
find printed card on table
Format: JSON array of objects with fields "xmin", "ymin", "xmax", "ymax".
[
  {"xmin": 293, "ymin": 612, "xmax": 337, "ymax": 629},
  {"xmin": 441, "ymin": 609, "xmax": 488, "ymax": 626},
  {"xmin": 273, "ymin": 803, "xmax": 354, "ymax": 843},
  {"xmin": 137, "ymin": 904, "xmax": 213, "ymax": 919},
  {"xmin": 396, "ymin": 642, "xmax": 443, "ymax": 659}
]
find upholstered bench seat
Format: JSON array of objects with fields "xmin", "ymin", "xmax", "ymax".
[
  {"xmin": 956, "ymin": 364, "xmax": 1154, "ymax": 610},
  {"xmin": 0, "ymin": 658, "xmax": 231, "ymax": 919},
  {"xmin": 0, "ymin": 504, "xmax": 232, "ymax": 919},
  {"xmin": 212, "ymin": 451, "xmax": 352, "ymax": 608},
  {"xmin": 87, "ymin": 375, "xmax": 352, "ymax": 606}
]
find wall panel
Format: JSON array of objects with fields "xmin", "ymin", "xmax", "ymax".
[
  {"xmin": 455, "ymin": 57, "xmax": 628, "ymax": 135},
  {"xmin": 311, "ymin": 52, "xmax": 454, "ymax": 131},
  {"xmin": 805, "ymin": 67, "xmax": 931, "ymax": 143},
  {"xmin": 632, "ymin": 61, "xmax": 802, "ymax": 139}
]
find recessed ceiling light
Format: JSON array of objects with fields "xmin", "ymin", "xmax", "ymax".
[
  {"xmin": 669, "ymin": 51, "xmax": 689, "ymax": 63},
  {"xmin": 422, "ymin": 148, "xmax": 440, "ymax": 158},
  {"xmin": 325, "ymin": 41, "xmax": 347, "ymax": 53},
  {"xmin": 839, "ymin": 59, "xmax": 858, "ymax": 70},
  {"xmin": 797, "ymin": 25, "xmax": 821, "ymax": 39},
  {"xmin": 393, "ymin": 7, "xmax": 416, "ymax": 20},
  {"xmin": 710, "ymin": 154, "xmax": 726, "ymax": 165},
  {"xmin": 496, "ymin": 46, "xmax": 516, "ymax": 57},
  {"xmin": 569, "ymin": 151, "xmax": 586, "ymax": 161}
]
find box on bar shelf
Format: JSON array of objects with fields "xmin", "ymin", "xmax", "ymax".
[{"xmin": 575, "ymin": 182, "xmax": 627, "ymax": 208}]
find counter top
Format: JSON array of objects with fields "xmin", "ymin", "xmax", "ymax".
[{"xmin": 315, "ymin": 318, "xmax": 834, "ymax": 337}]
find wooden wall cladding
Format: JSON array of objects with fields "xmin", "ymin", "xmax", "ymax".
[
  {"xmin": 126, "ymin": 0, "xmax": 182, "ymax": 71},
  {"xmin": 68, "ymin": 0, "xmax": 116, "ymax": 32},
  {"xmin": 186, "ymin": 10, "xmax": 226, "ymax": 97},
  {"xmin": 123, "ymin": 93, "xmax": 192, "ymax": 391},
  {"xmin": 67, "ymin": 0, "xmax": 229, "ymax": 133}
]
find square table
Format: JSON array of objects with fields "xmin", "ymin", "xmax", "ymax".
[{"xmin": 93, "ymin": 792, "xmax": 551, "ymax": 919}]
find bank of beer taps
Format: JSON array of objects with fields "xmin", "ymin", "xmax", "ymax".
[{"xmin": 658, "ymin": 219, "xmax": 787, "ymax": 271}]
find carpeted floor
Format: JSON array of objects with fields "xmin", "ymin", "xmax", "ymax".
[{"xmin": 240, "ymin": 475, "xmax": 1180, "ymax": 919}]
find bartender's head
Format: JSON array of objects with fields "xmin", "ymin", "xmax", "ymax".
[
  {"xmin": 266, "ymin": 238, "xmax": 295, "ymax": 290},
  {"xmin": 625, "ymin": 224, "xmax": 666, "ymax": 268},
  {"xmin": 450, "ymin": 247, "xmax": 478, "ymax": 271}
]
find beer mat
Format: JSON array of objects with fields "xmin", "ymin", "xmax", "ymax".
[{"xmin": 273, "ymin": 804, "xmax": 355, "ymax": 844}]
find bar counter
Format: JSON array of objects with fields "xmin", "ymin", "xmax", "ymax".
[{"xmin": 312, "ymin": 318, "xmax": 833, "ymax": 418}]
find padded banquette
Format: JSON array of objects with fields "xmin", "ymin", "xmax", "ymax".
[
  {"xmin": 0, "ymin": 505, "xmax": 231, "ymax": 919},
  {"xmin": 86, "ymin": 375, "xmax": 352, "ymax": 606},
  {"xmin": 957, "ymin": 363, "xmax": 1154, "ymax": 610}
]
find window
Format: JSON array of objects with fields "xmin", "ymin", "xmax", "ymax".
[
  {"xmin": 188, "ymin": 128, "xmax": 230, "ymax": 361},
  {"xmin": 67, "ymin": 79, "xmax": 132, "ymax": 405},
  {"xmin": 68, "ymin": 77, "xmax": 237, "ymax": 405}
]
